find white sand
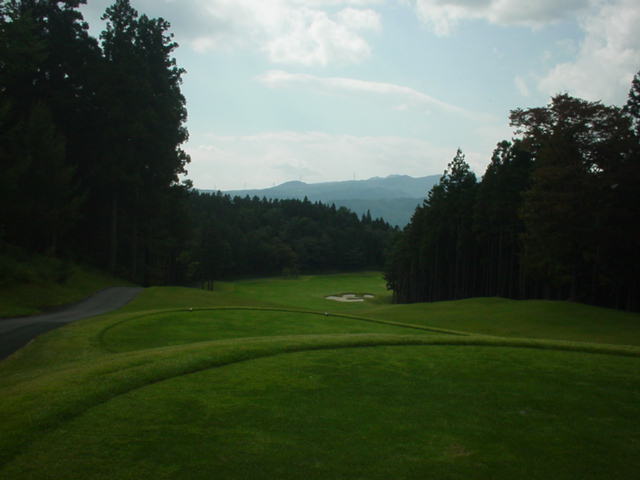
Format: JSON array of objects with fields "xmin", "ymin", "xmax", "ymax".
[{"xmin": 325, "ymin": 293, "xmax": 375, "ymax": 303}]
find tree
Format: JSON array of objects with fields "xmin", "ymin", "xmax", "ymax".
[
  {"xmin": 97, "ymin": 0, "xmax": 143, "ymax": 274},
  {"xmin": 512, "ymin": 93, "xmax": 638, "ymax": 306},
  {"xmin": 624, "ymin": 70, "xmax": 640, "ymax": 137},
  {"xmin": 473, "ymin": 140, "xmax": 533, "ymax": 298},
  {"xmin": 0, "ymin": 0, "xmax": 192, "ymax": 285},
  {"xmin": 97, "ymin": 0, "xmax": 189, "ymax": 280},
  {"xmin": 387, "ymin": 76, "xmax": 640, "ymax": 311},
  {"xmin": 0, "ymin": 0, "xmax": 91, "ymax": 253},
  {"xmin": 385, "ymin": 149, "xmax": 477, "ymax": 302}
]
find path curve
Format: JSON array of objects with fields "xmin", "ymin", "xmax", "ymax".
[{"xmin": 0, "ymin": 287, "xmax": 143, "ymax": 360}]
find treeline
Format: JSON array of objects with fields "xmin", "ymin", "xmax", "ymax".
[
  {"xmin": 0, "ymin": 0, "xmax": 190, "ymax": 284},
  {"xmin": 0, "ymin": 0, "xmax": 395, "ymax": 285},
  {"xmin": 386, "ymin": 74, "xmax": 640, "ymax": 311},
  {"xmin": 184, "ymin": 193, "xmax": 396, "ymax": 286}
]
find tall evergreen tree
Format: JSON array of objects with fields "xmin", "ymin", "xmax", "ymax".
[
  {"xmin": 97, "ymin": 0, "xmax": 190, "ymax": 281},
  {"xmin": 98, "ymin": 0, "xmax": 143, "ymax": 274},
  {"xmin": 624, "ymin": 71, "xmax": 640, "ymax": 137},
  {"xmin": 0, "ymin": 0, "xmax": 93, "ymax": 252},
  {"xmin": 385, "ymin": 149, "xmax": 477, "ymax": 302},
  {"xmin": 473, "ymin": 140, "xmax": 533, "ymax": 298}
]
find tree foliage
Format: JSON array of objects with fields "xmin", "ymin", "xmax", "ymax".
[
  {"xmin": 185, "ymin": 193, "xmax": 396, "ymax": 287},
  {"xmin": 385, "ymin": 149, "xmax": 477, "ymax": 302},
  {"xmin": 387, "ymin": 75, "xmax": 640, "ymax": 311},
  {"xmin": 0, "ymin": 0, "xmax": 191, "ymax": 284}
]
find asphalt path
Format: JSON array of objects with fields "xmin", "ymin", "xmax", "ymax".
[{"xmin": 0, "ymin": 287, "xmax": 143, "ymax": 360}]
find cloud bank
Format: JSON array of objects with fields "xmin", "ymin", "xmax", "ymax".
[
  {"xmin": 82, "ymin": 0, "xmax": 382, "ymax": 66},
  {"xmin": 405, "ymin": 0, "xmax": 640, "ymax": 105},
  {"xmin": 538, "ymin": 0, "xmax": 640, "ymax": 104},
  {"xmin": 82, "ymin": 0, "xmax": 640, "ymax": 103},
  {"xmin": 187, "ymin": 131, "xmax": 484, "ymax": 190}
]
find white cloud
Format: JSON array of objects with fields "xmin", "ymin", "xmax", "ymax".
[
  {"xmin": 263, "ymin": 7, "xmax": 380, "ymax": 66},
  {"xmin": 291, "ymin": 0, "xmax": 384, "ymax": 5},
  {"xmin": 538, "ymin": 0, "xmax": 640, "ymax": 105},
  {"xmin": 514, "ymin": 75, "xmax": 530, "ymax": 97},
  {"xmin": 187, "ymin": 131, "xmax": 464, "ymax": 190},
  {"xmin": 257, "ymin": 70, "xmax": 483, "ymax": 118},
  {"xmin": 337, "ymin": 7, "xmax": 382, "ymax": 30},
  {"xmin": 555, "ymin": 38, "xmax": 578, "ymax": 56},
  {"xmin": 409, "ymin": 0, "xmax": 591, "ymax": 36},
  {"xmin": 401, "ymin": 0, "xmax": 640, "ymax": 105},
  {"xmin": 81, "ymin": 0, "xmax": 382, "ymax": 66}
]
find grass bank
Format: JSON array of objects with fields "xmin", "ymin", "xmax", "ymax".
[{"xmin": 0, "ymin": 248, "xmax": 132, "ymax": 318}]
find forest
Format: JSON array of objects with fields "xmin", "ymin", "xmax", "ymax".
[
  {"xmin": 2, "ymin": 1, "xmax": 639, "ymax": 312},
  {"xmin": 385, "ymin": 78, "xmax": 640, "ymax": 311},
  {"xmin": 0, "ymin": 0, "xmax": 396, "ymax": 287},
  {"xmin": 185, "ymin": 192, "xmax": 395, "ymax": 286}
]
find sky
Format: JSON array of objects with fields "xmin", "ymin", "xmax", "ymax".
[{"xmin": 80, "ymin": 0, "xmax": 640, "ymax": 190}]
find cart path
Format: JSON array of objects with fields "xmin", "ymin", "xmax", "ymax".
[{"xmin": 0, "ymin": 287, "xmax": 143, "ymax": 360}]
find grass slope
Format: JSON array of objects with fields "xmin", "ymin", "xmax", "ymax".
[
  {"xmin": 222, "ymin": 273, "xmax": 640, "ymax": 346},
  {"xmin": 367, "ymin": 297, "xmax": 640, "ymax": 346},
  {"xmin": 7, "ymin": 346, "xmax": 638, "ymax": 480},
  {"xmin": 1, "ymin": 272, "xmax": 639, "ymax": 479},
  {"xmin": 0, "ymin": 251, "xmax": 132, "ymax": 318}
]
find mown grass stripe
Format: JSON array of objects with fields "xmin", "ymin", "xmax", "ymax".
[
  {"xmin": 96, "ymin": 306, "xmax": 470, "ymax": 353},
  {"xmin": 2, "ymin": 332, "xmax": 639, "ymax": 467}
]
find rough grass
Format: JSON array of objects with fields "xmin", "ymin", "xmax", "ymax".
[
  {"xmin": 0, "ymin": 252, "xmax": 132, "ymax": 318},
  {"xmin": 1, "ymin": 272, "xmax": 639, "ymax": 479}
]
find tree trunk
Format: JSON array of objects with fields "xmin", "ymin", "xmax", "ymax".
[
  {"xmin": 109, "ymin": 192, "xmax": 118, "ymax": 274},
  {"xmin": 131, "ymin": 215, "xmax": 138, "ymax": 282}
]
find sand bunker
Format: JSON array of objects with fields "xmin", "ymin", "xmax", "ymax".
[{"xmin": 325, "ymin": 293, "xmax": 375, "ymax": 303}]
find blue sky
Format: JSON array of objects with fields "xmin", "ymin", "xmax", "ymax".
[{"xmin": 81, "ymin": 0, "xmax": 640, "ymax": 190}]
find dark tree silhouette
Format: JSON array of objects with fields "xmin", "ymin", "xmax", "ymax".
[{"xmin": 387, "ymin": 75, "xmax": 640, "ymax": 311}]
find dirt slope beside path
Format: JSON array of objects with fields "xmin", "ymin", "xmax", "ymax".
[{"xmin": 0, "ymin": 287, "xmax": 143, "ymax": 360}]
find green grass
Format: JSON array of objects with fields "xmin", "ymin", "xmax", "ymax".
[
  {"xmin": 365, "ymin": 296, "xmax": 640, "ymax": 346},
  {"xmin": 217, "ymin": 272, "xmax": 640, "ymax": 346},
  {"xmin": 1, "ymin": 272, "xmax": 639, "ymax": 479},
  {"xmin": 0, "ymin": 253, "xmax": 132, "ymax": 318},
  {"xmin": 100, "ymin": 308, "xmax": 436, "ymax": 353},
  {"xmin": 6, "ymin": 346, "xmax": 638, "ymax": 480},
  {"xmin": 217, "ymin": 271, "xmax": 391, "ymax": 312}
]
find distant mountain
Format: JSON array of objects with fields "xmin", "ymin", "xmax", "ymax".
[{"xmin": 202, "ymin": 174, "xmax": 441, "ymax": 227}]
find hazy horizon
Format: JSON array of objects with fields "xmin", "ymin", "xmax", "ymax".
[{"xmin": 206, "ymin": 172, "xmax": 439, "ymax": 192}]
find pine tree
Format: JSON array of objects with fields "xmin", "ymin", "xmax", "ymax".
[
  {"xmin": 473, "ymin": 140, "xmax": 533, "ymax": 298},
  {"xmin": 98, "ymin": 0, "xmax": 190, "ymax": 280},
  {"xmin": 385, "ymin": 149, "xmax": 477, "ymax": 303},
  {"xmin": 0, "ymin": 0, "xmax": 91, "ymax": 253},
  {"xmin": 624, "ymin": 70, "xmax": 640, "ymax": 137}
]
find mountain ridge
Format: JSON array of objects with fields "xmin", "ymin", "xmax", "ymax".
[{"xmin": 201, "ymin": 174, "xmax": 441, "ymax": 227}]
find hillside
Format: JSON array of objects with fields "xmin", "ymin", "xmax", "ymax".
[
  {"xmin": 0, "ymin": 247, "xmax": 133, "ymax": 318},
  {"xmin": 204, "ymin": 174, "xmax": 441, "ymax": 227}
]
